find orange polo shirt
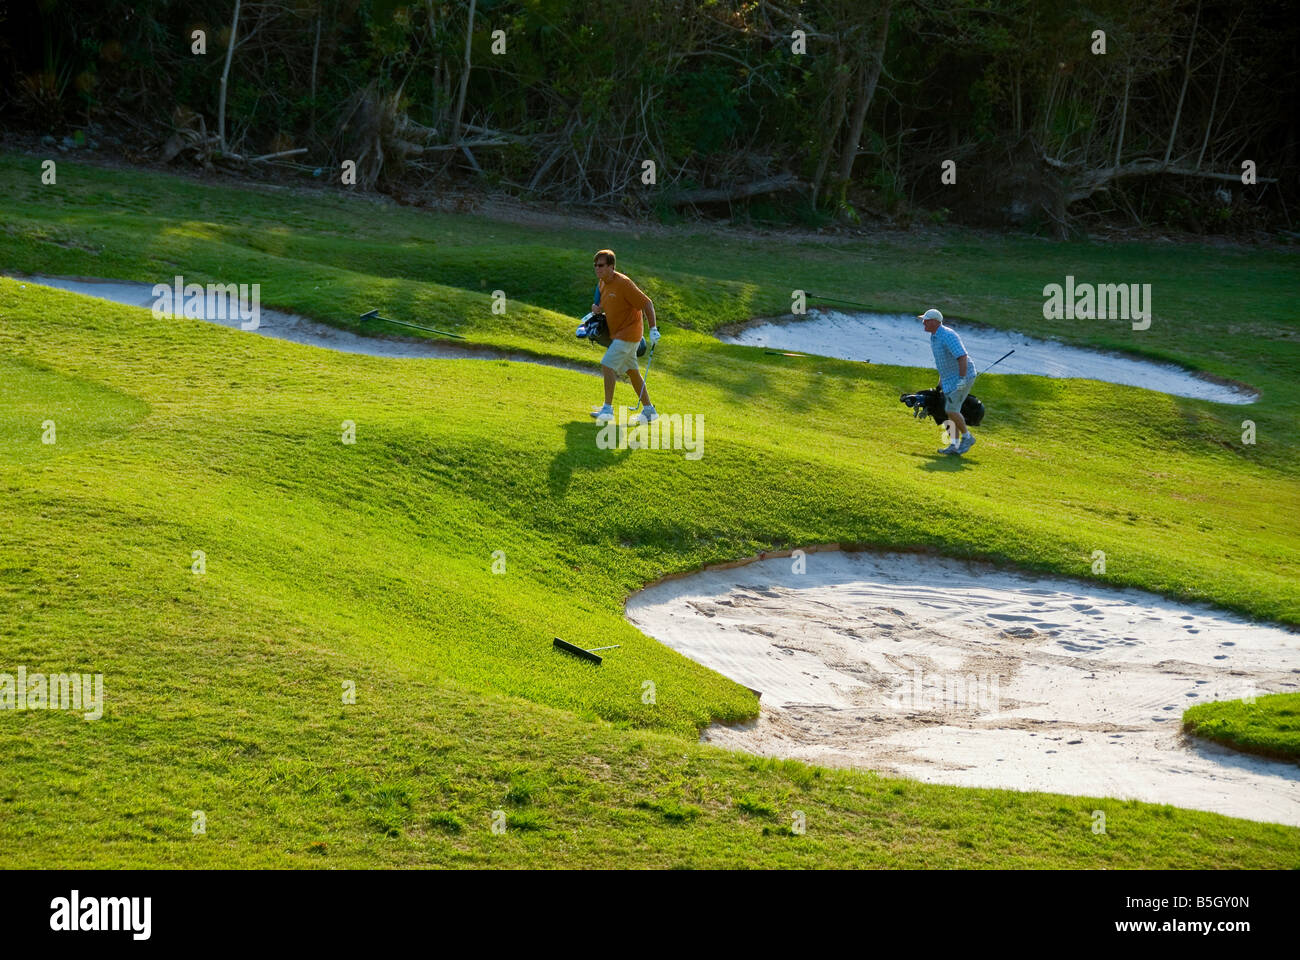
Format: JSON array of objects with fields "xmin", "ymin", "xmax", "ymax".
[{"xmin": 598, "ymin": 271, "xmax": 651, "ymax": 342}]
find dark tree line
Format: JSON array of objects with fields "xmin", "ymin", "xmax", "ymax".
[{"xmin": 3, "ymin": 0, "xmax": 1296, "ymax": 235}]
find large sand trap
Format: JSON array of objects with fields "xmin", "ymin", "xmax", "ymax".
[
  {"xmin": 11, "ymin": 275, "xmax": 593, "ymax": 374},
  {"xmin": 627, "ymin": 550, "xmax": 1300, "ymax": 826},
  {"xmin": 721, "ymin": 309, "xmax": 1256, "ymax": 404}
]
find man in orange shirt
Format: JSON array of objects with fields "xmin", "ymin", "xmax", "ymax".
[{"xmin": 588, "ymin": 248, "xmax": 661, "ymax": 424}]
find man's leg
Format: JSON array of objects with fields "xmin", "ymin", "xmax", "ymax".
[
  {"xmin": 599, "ymin": 340, "xmax": 638, "ymax": 410},
  {"xmin": 945, "ymin": 379, "xmax": 976, "ymax": 454},
  {"xmin": 602, "ymin": 365, "xmax": 618, "ymax": 405},
  {"xmin": 945, "ymin": 377, "xmax": 973, "ymax": 448},
  {"xmin": 589, "ymin": 364, "xmax": 618, "ymax": 421},
  {"xmin": 626, "ymin": 366, "xmax": 651, "ymax": 408},
  {"xmin": 939, "ymin": 378, "xmax": 971, "ymax": 453}
]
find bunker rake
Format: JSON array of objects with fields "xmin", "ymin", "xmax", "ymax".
[
  {"xmin": 552, "ymin": 638, "xmax": 621, "ymax": 665},
  {"xmin": 359, "ymin": 308, "xmax": 467, "ymax": 340}
]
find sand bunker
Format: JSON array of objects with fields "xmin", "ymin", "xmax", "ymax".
[
  {"xmin": 721, "ymin": 309, "xmax": 1256, "ymax": 404},
  {"xmin": 627, "ymin": 550, "xmax": 1299, "ymax": 826},
  {"xmin": 12, "ymin": 275, "xmax": 593, "ymax": 374}
]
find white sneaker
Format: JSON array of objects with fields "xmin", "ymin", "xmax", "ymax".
[
  {"xmin": 590, "ymin": 404, "xmax": 614, "ymax": 423},
  {"xmin": 632, "ymin": 405, "xmax": 658, "ymax": 424}
]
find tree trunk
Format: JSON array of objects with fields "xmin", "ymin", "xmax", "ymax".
[
  {"xmin": 834, "ymin": 1, "xmax": 892, "ymax": 186},
  {"xmin": 1013, "ymin": 65, "xmax": 1022, "ymax": 139},
  {"xmin": 1114, "ymin": 65, "xmax": 1130, "ymax": 165},
  {"xmin": 811, "ymin": 44, "xmax": 848, "ymax": 208},
  {"xmin": 452, "ymin": 0, "xmax": 477, "ymax": 144},
  {"xmin": 310, "ymin": 14, "xmax": 321, "ymax": 101},
  {"xmin": 1163, "ymin": 0, "xmax": 1200, "ymax": 167},
  {"xmin": 1196, "ymin": 40, "xmax": 1227, "ymax": 171},
  {"xmin": 218, "ymin": 0, "xmax": 242, "ymax": 152}
]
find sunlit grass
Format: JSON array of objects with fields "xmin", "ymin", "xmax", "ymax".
[
  {"xmin": 0, "ymin": 152, "xmax": 1297, "ymax": 867},
  {"xmin": 1184, "ymin": 694, "xmax": 1300, "ymax": 762}
]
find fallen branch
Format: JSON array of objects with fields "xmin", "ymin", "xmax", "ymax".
[
  {"xmin": 248, "ymin": 147, "xmax": 308, "ymax": 162},
  {"xmin": 527, "ymin": 119, "xmax": 577, "ymax": 191},
  {"xmin": 1043, "ymin": 155, "xmax": 1277, "ymax": 203},
  {"xmin": 422, "ymin": 139, "xmax": 513, "ymax": 152},
  {"xmin": 667, "ymin": 173, "xmax": 804, "ymax": 206},
  {"xmin": 461, "ymin": 122, "xmax": 533, "ymax": 143}
]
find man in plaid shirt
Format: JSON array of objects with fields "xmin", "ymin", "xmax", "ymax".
[{"xmin": 919, "ymin": 308, "xmax": 977, "ymax": 455}]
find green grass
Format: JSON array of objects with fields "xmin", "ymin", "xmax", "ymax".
[
  {"xmin": 0, "ymin": 355, "xmax": 149, "ymax": 465},
  {"xmin": 1184, "ymin": 694, "xmax": 1300, "ymax": 763},
  {"xmin": 0, "ymin": 151, "xmax": 1298, "ymax": 867}
]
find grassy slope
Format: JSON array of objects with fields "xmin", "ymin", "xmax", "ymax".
[
  {"xmin": 1184, "ymin": 693, "xmax": 1300, "ymax": 763},
  {"xmin": 0, "ymin": 152, "xmax": 1298, "ymax": 867}
]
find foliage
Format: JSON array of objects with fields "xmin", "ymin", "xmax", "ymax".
[{"xmin": 3, "ymin": 1, "xmax": 1295, "ymax": 231}]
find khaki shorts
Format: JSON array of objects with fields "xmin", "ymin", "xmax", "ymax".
[
  {"xmin": 944, "ymin": 376, "xmax": 974, "ymax": 412},
  {"xmin": 601, "ymin": 338, "xmax": 641, "ymax": 373}
]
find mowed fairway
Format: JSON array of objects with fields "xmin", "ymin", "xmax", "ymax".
[{"xmin": 1, "ymin": 152, "xmax": 1298, "ymax": 867}]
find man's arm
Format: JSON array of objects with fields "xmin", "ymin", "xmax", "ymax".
[
  {"xmin": 943, "ymin": 329, "xmax": 969, "ymax": 378},
  {"xmin": 644, "ymin": 300, "xmax": 656, "ymax": 329}
]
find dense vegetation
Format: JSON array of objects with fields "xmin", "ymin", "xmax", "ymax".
[{"xmin": 4, "ymin": 0, "xmax": 1296, "ymax": 234}]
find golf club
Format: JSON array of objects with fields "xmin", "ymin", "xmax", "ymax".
[
  {"xmin": 630, "ymin": 341, "xmax": 656, "ymax": 413},
  {"xmin": 985, "ymin": 348, "xmax": 1015, "ymax": 370},
  {"xmin": 359, "ymin": 308, "xmax": 467, "ymax": 340}
]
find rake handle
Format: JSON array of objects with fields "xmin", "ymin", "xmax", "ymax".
[{"xmin": 805, "ymin": 293, "xmax": 875, "ymax": 310}]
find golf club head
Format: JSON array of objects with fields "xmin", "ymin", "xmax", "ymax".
[{"xmin": 359, "ymin": 309, "xmax": 380, "ymax": 320}]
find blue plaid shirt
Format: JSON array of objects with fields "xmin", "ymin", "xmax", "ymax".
[{"xmin": 931, "ymin": 325, "xmax": 974, "ymax": 393}]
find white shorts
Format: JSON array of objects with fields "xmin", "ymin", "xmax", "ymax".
[
  {"xmin": 944, "ymin": 376, "xmax": 974, "ymax": 412},
  {"xmin": 601, "ymin": 338, "xmax": 641, "ymax": 373}
]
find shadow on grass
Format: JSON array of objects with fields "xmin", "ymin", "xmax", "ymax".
[
  {"xmin": 548, "ymin": 419, "xmax": 631, "ymax": 496},
  {"xmin": 914, "ymin": 452, "xmax": 973, "ymax": 472},
  {"xmin": 666, "ymin": 343, "xmax": 863, "ymax": 416}
]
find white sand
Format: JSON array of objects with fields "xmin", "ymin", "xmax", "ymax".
[
  {"xmin": 627, "ymin": 550, "xmax": 1300, "ymax": 826},
  {"xmin": 12, "ymin": 275, "xmax": 593, "ymax": 373},
  {"xmin": 721, "ymin": 309, "xmax": 1256, "ymax": 404}
]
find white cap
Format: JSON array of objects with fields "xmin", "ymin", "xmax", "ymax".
[{"xmin": 918, "ymin": 308, "xmax": 943, "ymax": 322}]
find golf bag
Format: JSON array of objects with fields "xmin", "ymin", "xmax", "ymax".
[
  {"xmin": 576, "ymin": 312, "xmax": 647, "ymax": 357},
  {"xmin": 900, "ymin": 386, "xmax": 985, "ymax": 427}
]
